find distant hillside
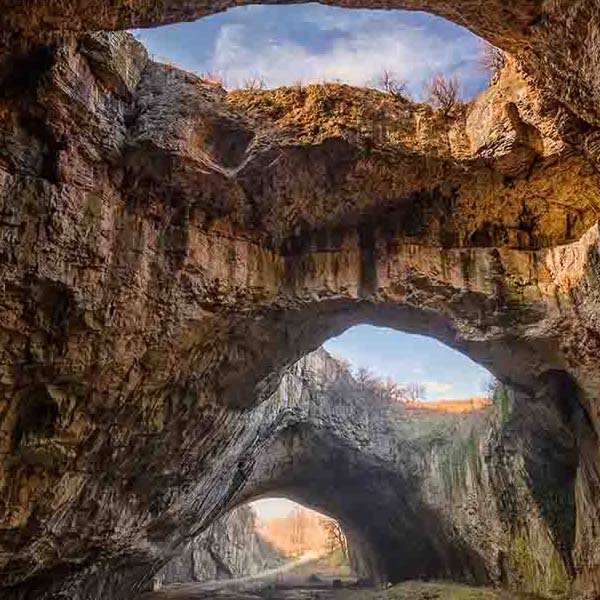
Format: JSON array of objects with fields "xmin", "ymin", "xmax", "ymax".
[{"xmin": 406, "ymin": 397, "xmax": 491, "ymax": 414}]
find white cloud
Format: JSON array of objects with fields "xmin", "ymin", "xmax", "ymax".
[
  {"xmin": 424, "ymin": 381, "xmax": 454, "ymax": 394},
  {"xmin": 209, "ymin": 15, "xmax": 482, "ymax": 96}
]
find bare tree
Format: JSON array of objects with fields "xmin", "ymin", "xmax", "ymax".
[
  {"xmin": 290, "ymin": 507, "xmax": 310, "ymax": 557},
  {"xmin": 377, "ymin": 69, "xmax": 408, "ymax": 98},
  {"xmin": 404, "ymin": 381, "xmax": 426, "ymax": 403},
  {"xmin": 424, "ymin": 73, "xmax": 460, "ymax": 115},
  {"xmin": 320, "ymin": 517, "xmax": 348, "ymax": 559},
  {"xmin": 479, "ymin": 41, "xmax": 506, "ymax": 76},
  {"xmin": 243, "ymin": 76, "xmax": 266, "ymax": 90},
  {"xmin": 379, "ymin": 377, "xmax": 406, "ymax": 403},
  {"xmin": 355, "ymin": 367, "xmax": 375, "ymax": 390}
]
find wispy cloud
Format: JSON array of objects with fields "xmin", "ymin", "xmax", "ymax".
[
  {"xmin": 136, "ymin": 4, "xmax": 488, "ymax": 99},
  {"xmin": 424, "ymin": 381, "xmax": 454, "ymax": 395}
]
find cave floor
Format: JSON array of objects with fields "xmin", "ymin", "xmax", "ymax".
[
  {"xmin": 139, "ymin": 551, "xmax": 540, "ymax": 600},
  {"xmin": 138, "ymin": 580, "xmax": 541, "ymax": 600}
]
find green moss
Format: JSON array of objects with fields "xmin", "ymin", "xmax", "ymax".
[
  {"xmin": 507, "ymin": 529, "xmax": 570, "ymax": 598},
  {"xmin": 510, "ymin": 531, "xmax": 538, "ymax": 592},
  {"xmin": 437, "ymin": 424, "xmax": 484, "ymax": 497},
  {"xmin": 547, "ymin": 547, "xmax": 570, "ymax": 596}
]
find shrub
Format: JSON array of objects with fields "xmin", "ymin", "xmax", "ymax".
[
  {"xmin": 424, "ymin": 73, "xmax": 460, "ymax": 115},
  {"xmin": 377, "ymin": 69, "xmax": 409, "ymax": 99},
  {"xmin": 243, "ymin": 76, "xmax": 266, "ymax": 91}
]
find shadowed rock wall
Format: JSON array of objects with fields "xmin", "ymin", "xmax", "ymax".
[{"xmin": 153, "ymin": 504, "xmax": 283, "ymax": 587}]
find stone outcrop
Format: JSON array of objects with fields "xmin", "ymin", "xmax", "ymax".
[
  {"xmin": 153, "ymin": 504, "xmax": 283, "ymax": 587},
  {"xmin": 0, "ymin": 4, "xmax": 599, "ymax": 600}
]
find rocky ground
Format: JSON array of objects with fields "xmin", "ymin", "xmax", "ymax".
[
  {"xmin": 138, "ymin": 531, "xmax": 543, "ymax": 600},
  {"xmin": 138, "ymin": 564, "xmax": 541, "ymax": 600}
]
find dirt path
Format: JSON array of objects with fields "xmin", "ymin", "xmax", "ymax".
[{"xmin": 138, "ymin": 552, "xmax": 336, "ymax": 600}]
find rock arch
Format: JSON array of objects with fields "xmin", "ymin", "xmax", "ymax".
[
  {"xmin": 0, "ymin": 4, "xmax": 599, "ymax": 599},
  {"xmin": 156, "ymin": 351, "xmax": 582, "ymax": 595}
]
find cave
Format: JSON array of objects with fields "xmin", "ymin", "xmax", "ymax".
[
  {"xmin": 1, "ymin": 1, "xmax": 600, "ymax": 599},
  {"xmin": 147, "ymin": 329, "xmax": 506, "ymax": 594},
  {"xmin": 138, "ymin": 340, "xmax": 583, "ymax": 599},
  {"xmin": 152, "ymin": 496, "xmax": 353, "ymax": 590}
]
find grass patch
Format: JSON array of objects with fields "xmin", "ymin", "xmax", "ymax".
[{"xmin": 333, "ymin": 581, "xmax": 540, "ymax": 600}]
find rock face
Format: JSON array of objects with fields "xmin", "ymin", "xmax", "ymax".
[
  {"xmin": 103, "ymin": 349, "xmax": 584, "ymax": 598},
  {"xmin": 0, "ymin": 4, "xmax": 599, "ymax": 600},
  {"xmin": 153, "ymin": 505, "xmax": 283, "ymax": 587},
  {"xmin": 233, "ymin": 351, "xmax": 581, "ymax": 597}
]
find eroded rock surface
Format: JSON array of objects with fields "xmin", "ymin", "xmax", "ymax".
[
  {"xmin": 0, "ymin": 8, "xmax": 599, "ymax": 600},
  {"xmin": 129, "ymin": 350, "xmax": 582, "ymax": 599},
  {"xmin": 154, "ymin": 505, "xmax": 283, "ymax": 587}
]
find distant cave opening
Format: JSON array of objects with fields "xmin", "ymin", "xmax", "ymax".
[
  {"xmin": 250, "ymin": 498, "xmax": 351, "ymax": 566},
  {"xmin": 153, "ymin": 497, "xmax": 353, "ymax": 590}
]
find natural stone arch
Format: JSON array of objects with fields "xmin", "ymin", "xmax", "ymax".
[
  {"xmin": 0, "ymin": 11, "xmax": 600, "ymax": 600},
  {"xmin": 154, "ymin": 350, "xmax": 584, "ymax": 596}
]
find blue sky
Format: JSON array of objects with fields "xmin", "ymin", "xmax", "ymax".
[
  {"xmin": 324, "ymin": 325, "xmax": 491, "ymax": 400},
  {"xmin": 133, "ymin": 4, "xmax": 489, "ymax": 98}
]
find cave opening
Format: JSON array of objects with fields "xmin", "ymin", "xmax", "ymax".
[
  {"xmin": 153, "ymin": 496, "xmax": 353, "ymax": 590},
  {"xmin": 131, "ymin": 3, "xmax": 493, "ymax": 99},
  {"xmin": 323, "ymin": 324, "xmax": 494, "ymax": 405}
]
